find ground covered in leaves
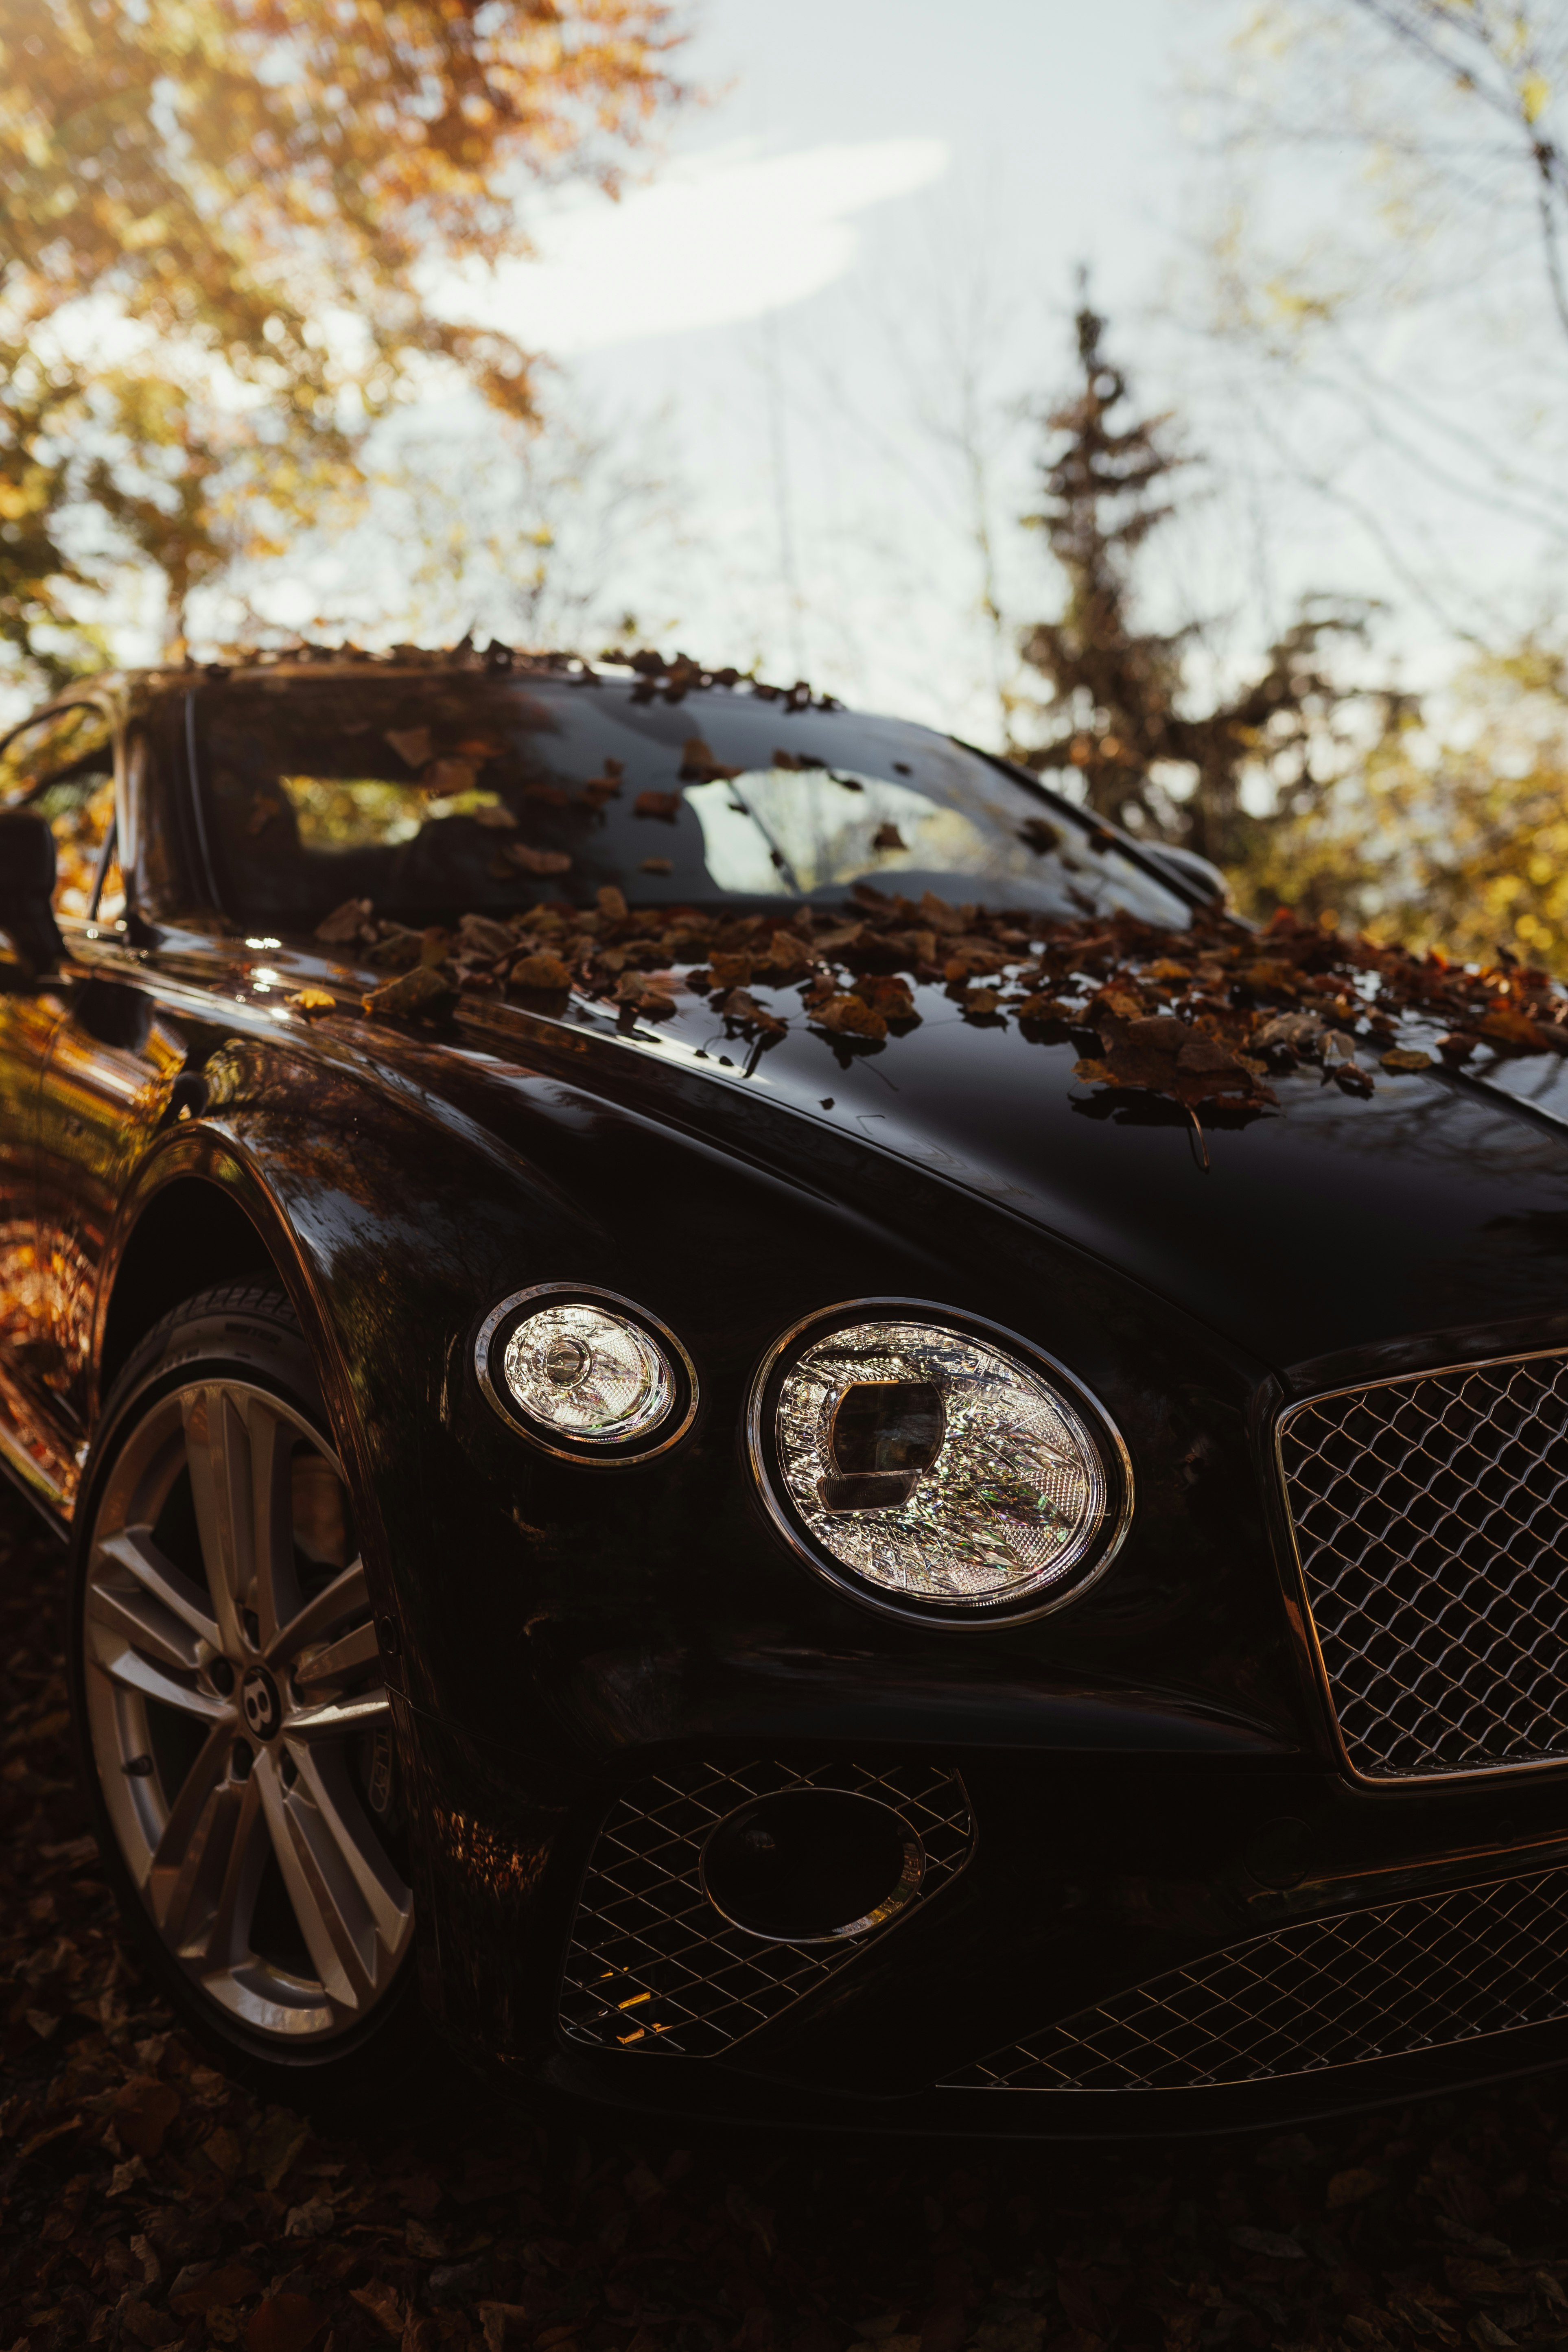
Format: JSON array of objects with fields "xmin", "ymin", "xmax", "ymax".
[{"xmin": 5, "ymin": 1491, "xmax": 1568, "ymax": 2352}]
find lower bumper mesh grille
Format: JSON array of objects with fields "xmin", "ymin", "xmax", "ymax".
[
  {"xmin": 1278, "ymin": 1351, "xmax": 1568, "ymax": 1777},
  {"xmin": 559, "ymin": 1757, "xmax": 973, "ymax": 2058},
  {"xmin": 944, "ymin": 1867, "xmax": 1568, "ymax": 2090}
]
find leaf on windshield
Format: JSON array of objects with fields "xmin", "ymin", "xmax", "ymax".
[
  {"xmin": 385, "ymin": 727, "xmax": 433, "ymax": 769},
  {"xmin": 634, "ymin": 791, "xmax": 682, "ymax": 822},
  {"xmin": 315, "ymin": 897, "xmax": 372, "ymax": 944},
  {"xmin": 507, "ymin": 846, "xmax": 572, "ymax": 875},
  {"xmin": 679, "ymin": 737, "xmax": 744, "ymax": 783},
  {"xmin": 424, "ymin": 756, "xmax": 475, "ymax": 796}
]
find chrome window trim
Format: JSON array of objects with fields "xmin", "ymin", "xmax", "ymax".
[
  {"xmin": 746, "ymin": 1296, "xmax": 1134, "ymax": 1628},
  {"xmin": 474, "ymin": 1281, "xmax": 699, "ymax": 1466},
  {"xmin": 1275, "ymin": 1345, "xmax": 1568, "ymax": 1790}
]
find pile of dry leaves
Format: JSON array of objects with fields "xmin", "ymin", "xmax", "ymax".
[
  {"xmin": 8, "ymin": 1488, "xmax": 1568, "ymax": 2352},
  {"xmin": 300, "ymin": 890, "xmax": 1568, "ymax": 1117}
]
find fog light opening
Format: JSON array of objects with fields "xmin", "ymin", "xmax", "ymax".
[{"xmin": 699, "ymin": 1789, "xmax": 924, "ymax": 1943}]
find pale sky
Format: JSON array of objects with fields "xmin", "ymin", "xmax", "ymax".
[{"xmin": 248, "ymin": 0, "xmax": 1564, "ymax": 741}]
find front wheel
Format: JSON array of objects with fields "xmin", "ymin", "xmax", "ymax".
[{"xmin": 68, "ymin": 1283, "xmax": 421, "ymax": 2093}]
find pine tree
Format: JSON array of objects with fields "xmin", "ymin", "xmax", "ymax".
[{"xmin": 1014, "ymin": 302, "xmax": 1369, "ymax": 876}]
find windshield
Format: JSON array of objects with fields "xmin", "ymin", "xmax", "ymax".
[{"xmin": 191, "ymin": 671, "xmax": 1190, "ymax": 931}]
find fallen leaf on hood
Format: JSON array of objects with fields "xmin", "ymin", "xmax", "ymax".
[
  {"xmin": 634, "ymin": 790, "xmax": 682, "ymax": 821},
  {"xmin": 471, "ymin": 803, "xmax": 518, "ymax": 828},
  {"xmin": 719, "ymin": 988, "xmax": 785, "ymax": 1036},
  {"xmin": 286, "ymin": 988, "xmax": 338, "ymax": 1016},
  {"xmin": 1255, "ymin": 1009, "xmax": 1326, "ymax": 1048},
  {"xmin": 1478, "ymin": 1005, "xmax": 1553, "ymax": 1050},
  {"xmin": 1381, "ymin": 1047, "xmax": 1435, "ymax": 1072},
  {"xmin": 509, "ymin": 953, "xmax": 574, "ymax": 992},
  {"xmin": 597, "ymin": 885, "xmax": 628, "ymax": 921},
  {"xmin": 640, "ymin": 857, "xmax": 673, "ymax": 874},
  {"xmin": 814, "ymin": 993, "xmax": 888, "ymax": 1040},
  {"xmin": 458, "ymin": 914, "xmax": 515, "ymax": 958},
  {"xmin": 363, "ymin": 964, "xmax": 451, "ymax": 1020}
]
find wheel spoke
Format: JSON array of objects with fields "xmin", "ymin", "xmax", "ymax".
[
  {"xmin": 86, "ymin": 1579, "xmax": 205, "ymax": 1677},
  {"xmin": 88, "ymin": 1632, "xmax": 230, "ymax": 1722},
  {"xmin": 96, "ymin": 1529, "xmax": 219, "ymax": 1651},
  {"xmin": 269, "ymin": 1558, "xmax": 368, "ymax": 1668},
  {"xmin": 247, "ymin": 1396, "xmax": 303, "ymax": 1652},
  {"xmin": 255, "ymin": 1746, "xmax": 407, "ymax": 2011},
  {"xmin": 182, "ymin": 1386, "xmax": 255, "ymax": 1656},
  {"xmin": 147, "ymin": 1722, "xmax": 247, "ymax": 1948},
  {"xmin": 286, "ymin": 1689, "xmax": 391, "ymax": 1737},
  {"xmin": 286, "ymin": 1742, "xmax": 411, "ymax": 1951},
  {"xmin": 292, "ymin": 1619, "xmax": 380, "ymax": 1685}
]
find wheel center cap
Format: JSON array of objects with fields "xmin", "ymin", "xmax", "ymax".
[{"xmin": 241, "ymin": 1664, "xmax": 283, "ymax": 1741}]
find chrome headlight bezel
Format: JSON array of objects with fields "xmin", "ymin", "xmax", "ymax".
[
  {"xmin": 747, "ymin": 1299, "xmax": 1133, "ymax": 1625},
  {"xmin": 475, "ymin": 1283, "xmax": 698, "ymax": 1465}
]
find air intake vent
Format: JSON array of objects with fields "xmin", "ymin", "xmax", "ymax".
[
  {"xmin": 945, "ymin": 1866, "xmax": 1568, "ymax": 2091},
  {"xmin": 1277, "ymin": 1352, "xmax": 1568, "ymax": 1778},
  {"xmin": 559, "ymin": 1758, "xmax": 973, "ymax": 2058}
]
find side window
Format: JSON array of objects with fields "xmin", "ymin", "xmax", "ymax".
[{"xmin": 0, "ymin": 706, "xmax": 118, "ymax": 920}]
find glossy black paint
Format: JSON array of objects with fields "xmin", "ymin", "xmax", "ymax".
[{"xmin": 4, "ymin": 660, "xmax": 1568, "ymax": 2132}]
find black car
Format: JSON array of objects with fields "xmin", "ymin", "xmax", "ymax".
[{"xmin": 3, "ymin": 646, "xmax": 1568, "ymax": 2136}]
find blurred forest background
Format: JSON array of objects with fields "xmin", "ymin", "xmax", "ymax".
[{"xmin": 3, "ymin": 0, "xmax": 1568, "ymax": 962}]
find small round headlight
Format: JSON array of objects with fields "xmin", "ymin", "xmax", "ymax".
[
  {"xmin": 752, "ymin": 1307, "xmax": 1129, "ymax": 1618},
  {"xmin": 476, "ymin": 1286, "xmax": 697, "ymax": 1462}
]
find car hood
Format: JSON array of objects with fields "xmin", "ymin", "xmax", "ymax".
[{"xmin": 451, "ymin": 981, "xmax": 1568, "ymax": 1379}]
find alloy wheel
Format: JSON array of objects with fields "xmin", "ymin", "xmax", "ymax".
[{"xmin": 82, "ymin": 1377, "xmax": 413, "ymax": 2042}]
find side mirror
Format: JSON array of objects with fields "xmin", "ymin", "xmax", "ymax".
[{"xmin": 0, "ymin": 810, "xmax": 63, "ymax": 977}]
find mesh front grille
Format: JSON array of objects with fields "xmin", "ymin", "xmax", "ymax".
[
  {"xmin": 1278, "ymin": 1352, "xmax": 1568, "ymax": 1777},
  {"xmin": 559, "ymin": 1758, "xmax": 973, "ymax": 2058},
  {"xmin": 945, "ymin": 1866, "xmax": 1568, "ymax": 2090}
]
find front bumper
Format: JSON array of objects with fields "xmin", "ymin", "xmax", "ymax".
[{"xmin": 392, "ymin": 1694, "xmax": 1568, "ymax": 2136}]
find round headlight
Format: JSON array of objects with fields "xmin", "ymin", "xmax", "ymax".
[
  {"xmin": 752, "ymin": 1308, "xmax": 1128, "ymax": 1618},
  {"xmin": 476, "ymin": 1286, "xmax": 697, "ymax": 1462}
]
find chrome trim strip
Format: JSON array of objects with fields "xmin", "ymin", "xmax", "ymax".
[{"xmin": 745, "ymin": 1296, "xmax": 1135, "ymax": 1628}]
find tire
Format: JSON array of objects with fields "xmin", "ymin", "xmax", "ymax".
[{"xmin": 66, "ymin": 1281, "xmax": 431, "ymax": 2107}]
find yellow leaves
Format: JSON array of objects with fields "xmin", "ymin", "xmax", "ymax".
[{"xmin": 1520, "ymin": 70, "xmax": 1551, "ymax": 122}]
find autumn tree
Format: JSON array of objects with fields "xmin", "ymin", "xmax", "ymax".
[
  {"xmin": 0, "ymin": 0, "xmax": 688, "ymax": 682},
  {"xmin": 1012, "ymin": 301, "xmax": 1373, "ymax": 877}
]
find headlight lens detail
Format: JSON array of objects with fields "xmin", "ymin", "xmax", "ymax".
[
  {"xmin": 476, "ymin": 1285, "xmax": 697, "ymax": 1462},
  {"xmin": 503, "ymin": 1303, "xmax": 673, "ymax": 1443},
  {"xmin": 770, "ymin": 1318, "xmax": 1112, "ymax": 1610}
]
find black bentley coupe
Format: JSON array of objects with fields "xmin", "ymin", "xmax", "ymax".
[{"xmin": 3, "ymin": 647, "xmax": 1568, "ymax": 2136}]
